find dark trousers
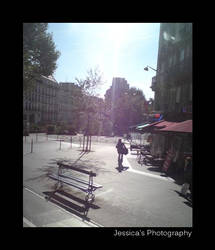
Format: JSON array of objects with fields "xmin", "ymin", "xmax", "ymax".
[{"xmin": 118, "ymin": 153, "xmax": 123, "ymax": 167}]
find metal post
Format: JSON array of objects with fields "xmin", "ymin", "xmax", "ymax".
[
  {"xmin": 36, "ymin": 133, "xmax": 38, "ymax": 142},
  {"xmin": 70, "ymin": 136, "xmax": 72, "ymax": 148},
  {"xmin": 86, "ymin": 135, "xmax": 89, "ymax": 151},
  {"xmin": 83, "ymin": 135, "xmax": 85, "ymax": 151},
  {"xmin": 59, "ymin": 139, "xmax": 61, "ymax": 150},
  {"xmin": 31, "ymin": 139, "xmax": 33, "ymax": 153},
  {"xmin": 89, "ymin": 136, "xmax": 91, "ymax": 151},
  {"xmin": 79, "ymin": 136, "xmax": 82, "ymax": 148}
]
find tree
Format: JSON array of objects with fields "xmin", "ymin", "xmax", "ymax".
[
  {"xmin": 23, "ymin": 23, "xmax": 60, "ymax": 91},
  {"xmin": 75, "ymin": 66, "xmax": 104, "ymax": 97},
  {"xmin": 75, "ymin": 66, "xmax": 105, "ymax": 150},
  {"xmin": 104, "ymin": 86, "xmax": 147, "ymax": 135}
]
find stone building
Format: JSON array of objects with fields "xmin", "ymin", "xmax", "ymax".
[
  {"xmin": 57, "ymin": 82, "xmax": 78, "ymax": 124},
  {"xmin": 104, "ymin": 77, "xmax": 130, "ymax": 135},
  {"xmin": 147, "ymin": 23, "xmax": 192, "ymax": 176},
  {"xmin": 152, "ymin": 23, "xmax": 192, "ymax": 115},
  {"xmin": 23, "ymin": 75, "xmax": 59, "ymax": 125},
  {"xmin": 23, "ymin": 76, "xmax": 83, "ymax": 129}
]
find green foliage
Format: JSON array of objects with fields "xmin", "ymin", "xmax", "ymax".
[
  {"xmin": 75, "ymin": 67, "xmax": 106, "ymax": 135},
  {"xmin": 29, "ymin": 124, "xmax": 40, "ymax": 133},
  {"xmin": 104, "ymin": 86, "xmax": 149, "ymax": 135},
  {"xmin": 46, "ymin": 124, "xmax": 55, "ymax": 134},
  {"xmin": 23, "ymin": 23, "xmax": 60, "ymax": 91}
]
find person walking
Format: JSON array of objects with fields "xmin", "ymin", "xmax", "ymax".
[{"xmin": 116, "ymin": 139, "xmax": 127, "ymax": 169}]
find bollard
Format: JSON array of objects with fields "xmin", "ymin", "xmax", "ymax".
[
  {"xmin": 31, "ymin": 138, "xmax": 33, "ymax": 153},
  {"xmin": 83, "ymin": 135, "xmax": 85, "ymax": 151},
  {"xmin": 70, "ymin": 136, "xmax": 72, "ymax": 148},
  {"xmin": 79, "ymin": 136, "xmax": 81, "ymax": 148},
  {"xmin": 59, "ymin": 139, "xmax": 61, "ymax": 150}
]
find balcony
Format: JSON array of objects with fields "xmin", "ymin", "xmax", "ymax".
[{"xmin": 150, "ymin": 76, "xmax": 157, "ymax": 91}]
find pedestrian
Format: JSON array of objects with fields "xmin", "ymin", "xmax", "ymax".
[{"xmin": 116, "ymin": 139, "xmax": 127, "ymax": 169}]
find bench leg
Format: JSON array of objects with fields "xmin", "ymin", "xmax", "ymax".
[{"xmin": 85, "ymin": 193, "xmax": 95, "ymax": 203}]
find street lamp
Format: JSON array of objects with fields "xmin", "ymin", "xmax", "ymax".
[{"xmin": 144, "ymin": 65, "xmax": 158, "ymax": 72}]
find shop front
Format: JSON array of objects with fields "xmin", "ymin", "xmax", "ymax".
[
  {"xmin": 157, "ymin": 120, "xmax": 192, "ymax": 179},
  {"xmin": 138, "ymin": 119, "xmax": 192, "ymax": 180}
]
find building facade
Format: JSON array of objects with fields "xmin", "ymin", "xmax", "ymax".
[
  {"xmin": 148, "ymin": 24, "xmax": 192, "ymax": 176},
  {"xmin": 104, "ymin": 77, "xmax": 130, "ymax": 135},
  {"xmin": 23, "ymin": 75, "xmax": 59, "ymax": 125},
  {"xmin": 152, "ymin": 23, "xmax": 192, "ymax": 115},
  {"xmin": 23, "ymin": 76, "xmax": 80, "ymax": 126},
  {"xmin": 57, "ymin": 82, "xmax": 78, "ymax": 124}
]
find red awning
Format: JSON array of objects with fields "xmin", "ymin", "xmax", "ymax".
[
  {"xmin": 138, "ymin": 120, "xmax": 177, "ymax": 133},
  {"xmin": 159, "ymin": 120, "xmax": 192, "ymax": 133},
  {"xmin": 137, "ymin": 120, "xmax": 164, "ymax": 132},
  {"xmin": 153, "ymin": 121, "xmax": 178, "ymax": 130},
  {"xmin": 138, "ymin": 119, "xmax": 192, "ymax": 133}
]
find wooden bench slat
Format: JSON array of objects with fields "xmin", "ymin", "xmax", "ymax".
[
  {"xmin": 57, "ymin": 162, "xmax": 96, "ymax": 177},
  {"xmin": 49, "ymin": 173, "xmax": 103, "ymax": 190},
  {"xmin": 59, "ymin": 173, "xmax": 103, "ymax": 188},
  {"xmin": 48, "ymin": 174, "xmax": 89, "ymax": 192}
]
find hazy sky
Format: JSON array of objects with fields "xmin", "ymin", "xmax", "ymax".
[{"xmin": 48, "ymin": 23, "xmax": 160, "ymax": 100}]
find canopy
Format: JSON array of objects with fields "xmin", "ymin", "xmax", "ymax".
[
  {"xmin": 153, "ymin": 121, "xmax": 178, "ymax": 130},
  {"xmin": 134, "ymin": 119, "xmax": 192, "ymax": 134},
  {"xmin": 137, "ymin": 120, "xmax": 177, "ymax": 133},
  {"xmin": 159, "ymin": 120, "xmax": 192, "ymax": 133},
  {"xmin": 136, "ymin": 123, "xmax": 151, "ymax": 129},
  {"xmin": 137, "ymin": 120, "xmax": 164, "ymax": 132}
]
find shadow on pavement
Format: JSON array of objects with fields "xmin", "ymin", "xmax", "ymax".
[
  {"xmin": 173, "ymin": 190, "xmax": 192, "ymax": 207},
  {"xmin": 147, "ymin": 166, "xmax": 162, "ymax": 173},
  {"xmin": 43, "ymin": 189, "xmax": 100, "ymax": 221},
  {"xmin": 115, "ymin": 165, "xmax": 129, "ymax": 173}
]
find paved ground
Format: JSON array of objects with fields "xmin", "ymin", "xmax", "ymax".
[{"xmin": 23, "ymin": 133, "xmax": 192, "ymax": 227}]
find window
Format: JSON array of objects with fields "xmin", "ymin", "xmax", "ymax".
[
  {"xmin": 180, "ymin": 49, "xmax": 185, "ymax": 61},
  {"xmin": 169, "ymin": 56, "xmax": 173, "ymax": 67},
  {"xmin": 176, "ymin": 86, "xmax": 181, "ymax": 103},
  {"xmin": 173, "ymin": 53, "xmax": 177, "ymax": 65},
  {"xmin": 160, "ymin": 62, "xmax": 165, "ymax": 72}
]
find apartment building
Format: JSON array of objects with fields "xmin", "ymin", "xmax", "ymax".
[
  {"xmin": 152, "ymin": 23, "xmax": 192, "ymax": 116},
  {"xmin": 57, "ymin": 82, "xmax": 78, "ymax": 123},
  {"xmin": 23, "ymin": 76, "xmax": 81, "ymax": 126},
  {"xmin": 23, "ymin": 75, "xmax": 59, "ymax": 125}
]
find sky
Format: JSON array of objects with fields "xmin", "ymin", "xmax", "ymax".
[{"xmin": 47, "ymin": 23, "xmax": 160, "ymax": 100}]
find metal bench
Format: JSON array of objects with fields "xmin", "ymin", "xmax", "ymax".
[
  {"xmin": 137, "ymin": 149, "xmax": 151, "ymax": 165},
  {"xmin": 48, "ymin": 162, "xmax": 103, "ymax": 203},
  {"xmin": 130, "ymin": 144, "xmax": 142, "ymax": 151},
  {"xmin": 142, "ymin": 154, "xmax": 164, "ymax": 167}
]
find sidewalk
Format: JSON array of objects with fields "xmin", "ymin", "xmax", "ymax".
[
  {"xmin": 23, "ymin": 186, "xmax": 101, "ymax": 227},
  {"xmin": 23, "ymin": 134, "xmax": 192, "ymax": 227},
  {"xmin": 23, "ymin": 135, "xmax": 104, "ymax": 227}
]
